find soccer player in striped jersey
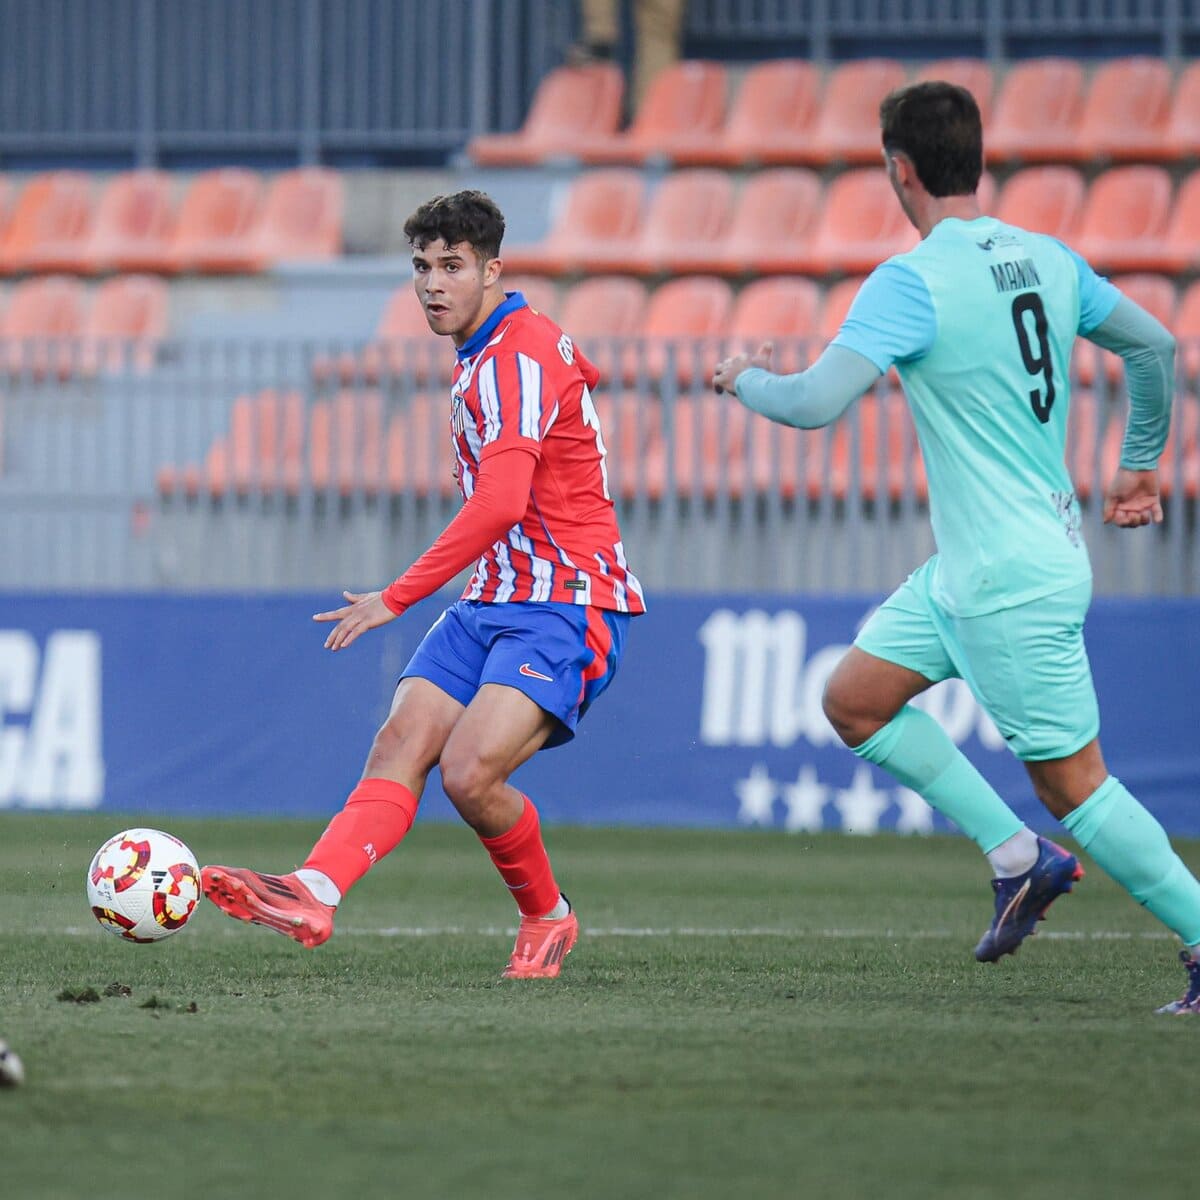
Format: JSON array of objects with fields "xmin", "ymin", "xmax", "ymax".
[
  {"xmin": 714, "ymin": 82, "xmax": 1200, "ymax": 1013},
  {"xmin": 203, "ymin": 190, "xmax": 644, "ymax": 978}
]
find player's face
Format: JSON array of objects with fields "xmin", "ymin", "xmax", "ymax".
[{"xmin": 412, "ymin": 238, "xmax": 502, "ymax": 346}]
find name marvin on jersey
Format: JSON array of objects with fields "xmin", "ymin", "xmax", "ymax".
[{"xmin": 990, "ymin": 258, "xmax": 1042, "ymax": 294}]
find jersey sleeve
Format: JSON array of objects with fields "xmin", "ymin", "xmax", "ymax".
[
  {"xmin": 829, "ymin": 260, "xmax": 938, "ymax": 373},
  {"xmin": 1052, "ymin": 240, "xmax": 1122, "ymax": 335},
  {"xmin": 472, "ymin": 350, "xmax": 553, "ymax": 458}
]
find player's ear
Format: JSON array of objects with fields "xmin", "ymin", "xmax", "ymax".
[{"xmin": 484, "ymin": 256, "xmax": 503, "ymax": 288}]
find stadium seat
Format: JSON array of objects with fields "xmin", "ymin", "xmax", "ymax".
[
  {"xmin": 505, "ymin": 275, "xmax": 559, "ymax": 318},
  {"xmin": 818, "ymin": 277, "xmax": 866, "ymax": 343},
  {"xmin": 577, "ymin": 61, "xmax": 727, "ymax": 164},
  {"xmin": 502, "ymin": 169, "xmax": 645, "ymax": 275},
  {"xmin": 1066, "ymin": 389, "xmax": 1100, "ymax": 501},
  {"xmin": 591, "ymin": 390, "xmax": 664, "ymax": 500},
  {"xmin": 79, "ymin": 274, "xmax": 169, "ymax": 375},
  {"xmin": 1137, "ymin": 169, "xmax": 1200, "ymax": 274},
  {"xmin": 313, "ymin": 286, "xmax": 448, "ymax": 387},
  {"xmin": 987, "ymin": 59, "xmax": 1085, "ymax": 163},
  {"xmin": 255, "ymin": 168, "xmax": 343, "ymax": 267},
  {"xmin": 626, "ymin": 275, "xmax": 734, "ymax": 385},
  {"xmin": 168, "ymin": 168, "xmax": 264, "ymax": 273},
  {"xmin": 386, "ymin": 392, "xmax": 458, "ymax": 498},
  {"xmin": 1173, "ymin": 280, "xmax": 1200, "ymax": 380},
  {"xmin": 559, "ymin": 275, "xmax": 649, "ymax": 381},
  {"xmin": 1073, "ymin": 57, "xmax": 1172, "ymax": 163},
  {"xmin": 809, "ymin": 59, "xmax": 907, "ymax": 164},
  {"xmin": 1074, "ymin": 274, "xmax": 1176, "ymax": 387},
  {"xmin": 0, "ymin": 172, "xmax": 93, "ymax": 274},
  {"xmin": 698, "ymin": 59, "xmax": 821, "ymax": 167},
  {"xmin": 604, "ymin": 169, "xmax": 735, "ymax": 275},
  {"xmin": 797, "ymin": 169, "xmax": 917, "ymax": 275},
  {"xmin": 0, "ymin": 275, "xmax": 86, "ymax": 377},
  {"xmin": 684, "ymin": 168, "xmax": 821, "ymax": 276},
  {"xmin": 468, "ymin": 64, "xmax": 625, "ymax": 165},
  {"xmin": 1164, "ymin": 62, "xmax": 1200, "ymax": 161},
  {"xmin": 727, "ymin": 277, "xmax": 821, "ymax": 374},
  {"xmin": 309, "ymin": 390, "xmax": 384, "ymax": 497},
  {"xmin": 648, "ymin": 394, "xmax": 748, "ymax": 500},
  {"xmin": 915, "ymin": 59, "xmax": 995, "ymax": 123},
  {"xmin": 1073, "ymin": 166, "xmax": 1173, "ymax": 273},
  {"xmin": 85, "ymin": 171, "xmax": 176, "ymax": 274},
  {"xmin": 994, "ymin": 167, "xmax": 1086, "ymax": 240}
]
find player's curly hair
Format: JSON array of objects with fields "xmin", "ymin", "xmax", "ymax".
[
  {"xmin": 880, "ymin": 81, "xmax": 982, "ymax": 198},
  {"xmin": 404, "ymin": 190, "xmax": 506, "ymax": 261}
]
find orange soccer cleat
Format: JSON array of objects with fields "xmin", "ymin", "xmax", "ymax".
[
  {"xmin": 502, "ymin": 909, "xmax": 579, "ymax": 979},
  {"xmin": 201, "ymin": 865, "xmax": 335, "ymax": 948}
]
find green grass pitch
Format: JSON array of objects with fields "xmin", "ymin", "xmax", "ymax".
[{"xmin": 2, "ymin": 811, "xmax": 1196, "ymax": 1200}]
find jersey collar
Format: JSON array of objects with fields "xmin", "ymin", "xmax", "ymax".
[{"xmin": 456, "ymin": 291, "xmax": 527, "ymax": 362}]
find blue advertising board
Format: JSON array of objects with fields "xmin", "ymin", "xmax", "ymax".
[{"xmin": 0, "ymin": 591, "xmax": 1197, "ymax": 835}]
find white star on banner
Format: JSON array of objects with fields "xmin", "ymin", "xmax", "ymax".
[
  {"xmin": 833, "ymin": 765, "xmax": 890, "ymax": 835},
  {"xmin": 735, "ymin": 763, "xmax": 777, "ymax": 827},
  {"xmin": 781, "ymin": 765, "xmax": 828, "ymax": 833},
  {"xmin": 894, "ymin": 787, "xmax": 935, "ymax": 835}
]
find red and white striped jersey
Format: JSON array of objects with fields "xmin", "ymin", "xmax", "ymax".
[{"xmin": 449, "ymin": 293, "xmax": 645, "ymax": 614}]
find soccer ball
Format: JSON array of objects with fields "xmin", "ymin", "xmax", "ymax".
[{"xmin": 86, "ymin": 828, "xmax": 201, "ymax": 943}]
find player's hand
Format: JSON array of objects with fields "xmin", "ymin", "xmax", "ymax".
[
  {"xmin": 312, "ymin": 590, "xmax": 397, "ymax": 651},
  {"xmin": 1102, "ymin": 467, "xmax": 1163, "ymax": 528},
  {"xmin": 713, "ymin": 342, "xmax": 774, "ymax": 395}
]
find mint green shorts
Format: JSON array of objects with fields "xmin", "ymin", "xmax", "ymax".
[{"xmin": 855, "ymin": 558, "xmax": 1100, "ymax": 761}]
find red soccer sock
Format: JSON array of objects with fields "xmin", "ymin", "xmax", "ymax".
[
  {"xmin": 479, "ymin": 795, "xmax": 562, "ymax": 917},
  {"xmin": 302, "ymin": 777, "xmax": 419, "ymax": 897}
]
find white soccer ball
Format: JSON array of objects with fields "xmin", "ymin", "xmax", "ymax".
[
  {"xmin": 0, "ymin": 1039, "xmax": 24, "ymax": 1087},
  {"xmin": 85, "ymin": 828, "xmax": 201, "ymax": 943}
]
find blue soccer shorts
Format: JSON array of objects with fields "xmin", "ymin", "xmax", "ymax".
[
  {"xmin": 855, "ymin": 558, "xmax": 1100, "ymax": 761},
  {"xmin": 401, "ymin": 599, "xmax": 631, "ymax": 748}
]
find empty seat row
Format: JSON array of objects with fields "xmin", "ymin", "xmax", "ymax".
[
  {"xmin": 331, "ymin": 269, "xmax": 1200, "ymax": 391},
  {"xmin": 503, "ymin": 164, "xmax": 1200, "ymax": 279},
  {"xmin": 0, "ymin": 168, "xmax": 342, "ymax": 276},
  {"xmin": 469, "ymin": 56, "xmax": 1200, "ymax": 169},
  {"xmin": 0, "ymin": 274, "xmax": 167, "ymax": 376}
]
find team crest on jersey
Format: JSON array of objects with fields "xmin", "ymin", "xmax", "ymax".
[
  {"xmin": 451, "ymin": 389, "xmax": 467, "ymax": 438},
  {"xmin": 557, "ymin": 334, "xmax": 575, "ymax": 365}
]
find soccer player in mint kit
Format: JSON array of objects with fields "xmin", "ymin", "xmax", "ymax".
[{"xmin": 713, "ymin": 81, "xmax": 1200, "ymax": 1013}]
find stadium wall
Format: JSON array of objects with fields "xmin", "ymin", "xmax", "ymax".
[{"xmin": 3, "ymin": 590, "xmax": 1198, "ymax": 835}]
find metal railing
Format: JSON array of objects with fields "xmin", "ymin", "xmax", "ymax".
[{"xmin": 0, "ymin": 335, "xmax": 1196, "ymax": 596}]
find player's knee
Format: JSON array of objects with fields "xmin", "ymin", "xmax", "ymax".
[
  {"xmin": 439, "ymin": 750, "xmax": 502, "ymax": 820},
  {"xmin": 821, "ymin": 677, "xmax": 861, "ymax": 747},
  {"xmin": 365, "ymin": 717, "xmax": 442, "ymax": 779}
]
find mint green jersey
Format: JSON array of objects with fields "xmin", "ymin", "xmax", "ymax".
[{"xmin": 831, "ymin": 216, "xmax": 1120, "ymax": 617}]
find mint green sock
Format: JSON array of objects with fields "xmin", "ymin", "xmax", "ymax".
[
  {"xmin": 1061, "ymin": 776, "xmax": 1200, "ymax": 945},
  {"xmin": 854, "ymin": 705, "xmax": 1024, "ymax": 854}
]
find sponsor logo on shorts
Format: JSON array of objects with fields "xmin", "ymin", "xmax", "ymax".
[{"xmin": 519, "ymin": 663, "xmax": 554, "ymax": 682}]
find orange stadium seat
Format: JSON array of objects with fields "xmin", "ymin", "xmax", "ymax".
[
  {"xmin": 1137, "ymin": 169, "xmax": 1200, "ymax": 274},
  {"xmin": 255, "ymin": 168, "xmax": 343, "ymax": 267},
  {"xmin": 591, "ymin": 390, "xmax": 664, "ymax": 500},
  {"xmin": 502, "ymin": 169, "xmax": 645, "ymax": 275},
  {"xmin": 987, "ymin": 59, "xmax": 1085, "ymax": 163},
  {"xmin": 309, "ymin": 390, "xmax": 384, "ymax": 496},
  {"xmin": 168, "ymin": 168, "xmax": 264, "ymax": 273},
  {"xmin": 0, "ymin": 172, "xmax": 93, "ymax": 274},
  {"xmin": 469, "ymin": 64, "xmax": 625, "ymax": 166},
  {"xmin": 646, "ymin": 394, "xmax": 748, "ymax": 499},
  {"xmin": 818, "ymin": 276, "xmax": 866, "ymax": 343},
  {"xmin": 809, "ymin": 59, "xmax": 907, "ymax": 164},
  {"xmin": 79, "ymin": 274, "xmax": 169, "ymax": 374},
  {"xmin": 1073, "ymin": 166, "xmax": 1173, "ymax": 273},
  {"xmin": 386, "ymin": 392, "xmax": 458, "ymax": 498},
  {"xmin": 727, "ymin": 277, "xmax": 820, "ymax": 374},
  {"xmin": 1066, "ymin": 388, "xmax": 1100, "ymax": 501},
  {"xmin": 915, "ymin": 59, "xmax": 995, "ymax": 123},
  {"xmin": 994, "ymin": 167, "xmax": 1086, "ymax": 240},
  {"xmin": 1074, "ymin": 274, "xmax": 1176, "ymax": 387},
  {"xmin": 0, "ymin": 178, "xmax": 11, "ymax": 239},
  {"xmin": 85, "ymin": 171, "xmax": 176, "ymax": 274},
  {"xmin": 798, "ymin": 169, "xmax": 917, "ymax": 275},
  {"xmin": 606, "ymin": 169, "xmax": 734, "ymax": 275},
  {"xmin": 627, "ymin": 275, "xmax": 733, "ymax": 385},
  {"xmin": 697, "ymin": 59, "xmax": 821, "ymax": 167},
  {"xmin": 1073, "ymin": 57, "xmax": 1172, "ymax": 163},
  {"xmin": 1173, "ymin": 280, "xmax": 1200, "ymax": 380},
  {"xmin": 1164, "ymin": 62, "xmax": 1200, "ymax": 161},
  {"xmin": 559, "ymin": 275, "xmax": 649, "ymax": 381},
  {"xmin": 0, "ymin": 275, "xmax": 86, "ymax": 377},
  {"xmin": 577, "ymin": 61, "xmax": 727, "ymax": 164},
  {"xmin": 686, "ymin": 168, "xmax": 821, "ymax": 276},
  {"xmin": 504, "ymin": 275, "xmax": 558, "ymax": 318}
]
